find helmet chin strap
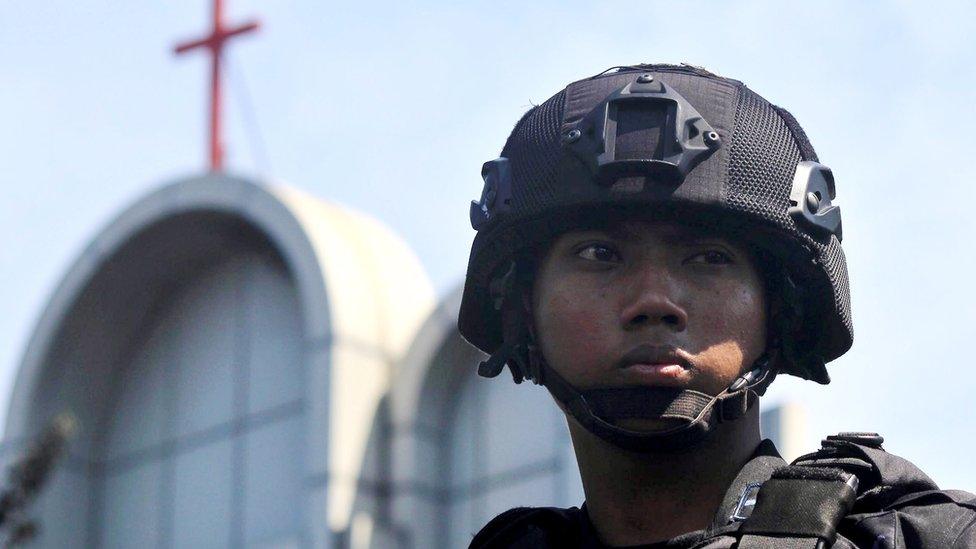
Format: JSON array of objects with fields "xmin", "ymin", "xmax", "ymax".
[
  {"xmin": 537, "ymin": 353, "xmax": 773, "ymax": 453},
  {"xmin": 478, "ymin": 340, "xmax": 774, "ymax": 453}
]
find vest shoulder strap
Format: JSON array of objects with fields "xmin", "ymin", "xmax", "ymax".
[
  {"xmin": 736, "ymin": 463, "xmax": 858, "ymax": 548},
  {"xmin": 735, "ymin": 432, "xmax": 896, "ymax": 548}
]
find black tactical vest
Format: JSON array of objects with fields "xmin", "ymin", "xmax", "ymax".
[{"xmin": 470, "ymin": 435, "xmax": 976, "ymax": 548}]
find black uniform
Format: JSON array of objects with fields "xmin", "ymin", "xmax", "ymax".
[{"xmin": 470, "ymin": 435, "xmax": 976, "ymax": 548}]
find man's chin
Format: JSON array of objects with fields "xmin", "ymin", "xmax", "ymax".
[{"xmin": 612, "ymin": 418, "xmax": 687, "ymax": 432}]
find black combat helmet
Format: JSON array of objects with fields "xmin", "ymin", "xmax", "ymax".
[{"xmin": 458, "ymin": 64, "xmax": 851, "ymax": 452}]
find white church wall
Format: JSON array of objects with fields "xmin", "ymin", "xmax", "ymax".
[
  {"xmin": 99, "ymin": 460, "xmax": 160, "ymax": 547},
  {"xmin": 4, "ymin": 174, "xmax": 434, "ymax": 549},
  {"xmin": 269, "ymin": 185, "xmax": 435, "ymax": 536},
  {"xmin": 445, "ymin": 363, "xmax": 582, "ymax": 548},
  {"xmin": 377, "ymin": 287, "xmax": 583, "ymax": 549}
]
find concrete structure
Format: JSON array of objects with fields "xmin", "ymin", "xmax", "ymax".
[
  {"xmin": 3, "ymin": 174, "xmax": 433, "ymax": 548},
  {"xmin": 348, "ymin": 288, "xmax": 583, "ymax": 548}
]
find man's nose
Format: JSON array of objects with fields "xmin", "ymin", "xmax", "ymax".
[{"xmin": 619, "ymin": 265, "xmax": 688, "ymax": 332}]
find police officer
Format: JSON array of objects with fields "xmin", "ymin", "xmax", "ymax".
[{"xmin": 458, "ymin": 64, "xmax": 976, "ymax": 548}]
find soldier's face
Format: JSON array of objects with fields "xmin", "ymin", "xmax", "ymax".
[{"xmin": 532, "ymin": 221, "xmax": 767, "ymax": 403}]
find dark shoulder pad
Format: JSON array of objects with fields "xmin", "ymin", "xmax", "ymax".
[
  {"xmin": 748, "ymin": 433, "xmax": 976, "ymax": 548},
  {"xmin": 793, "ymin": 432, "xmax": 940, "ymax": 510},
  {"xmin": 469, "ymin": 506, "xmax": 582, "ymax": 549}
]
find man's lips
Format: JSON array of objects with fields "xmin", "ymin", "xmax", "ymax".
[
  {"xmin": 616, "ymin": 344, "xmax": 693, "ymax": 369},
  {"xmin": 616, "ymin": 344, "xmax": 693, "ymax": 382},
  {"xmin": 622, "ymin": 363, "xmax": 687, "ymax": 376}
]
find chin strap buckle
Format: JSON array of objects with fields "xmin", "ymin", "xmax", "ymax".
[{"xmin": 726, "ymin": 355, "xmax": 773, "ymax": 393}]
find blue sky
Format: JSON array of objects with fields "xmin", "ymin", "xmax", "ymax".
[{"xmin": 2, "ymin": 1, "xmax": 975, "ymax": 489}]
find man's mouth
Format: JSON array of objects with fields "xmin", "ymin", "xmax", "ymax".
[{"xmin": 616, "ymin": 344, "xmax": 693, "ymax": 382}]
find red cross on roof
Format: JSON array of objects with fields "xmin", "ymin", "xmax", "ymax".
[{"xmin": 174, "ymin": 0, "xmax": 260, "ymax": 172}]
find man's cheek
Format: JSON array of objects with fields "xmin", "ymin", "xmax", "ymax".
[
  {"xmin": 696, "ymin": 290, "xmax": 763, "ymax": 341},
  {"xmin": 546, "ymin": 304, "xmax": 609, "ymax": 365}
]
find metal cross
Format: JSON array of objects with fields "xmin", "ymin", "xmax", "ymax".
[{"xmin": 174, "ymin": 0, "xmax": 259, "ymax": 172}]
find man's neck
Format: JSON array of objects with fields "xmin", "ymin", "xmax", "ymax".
[{"xmin": 569, "ymin": 407, "xmax": 762, "ymax": 547}]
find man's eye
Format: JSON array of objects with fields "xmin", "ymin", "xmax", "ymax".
[
  {"xmin": 686, "ymin": 250, "xmax": 733, "ymax": 265},
  {"xmin": 576, "ymin": 244, "xmax": 621, "ymax": 263}
]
